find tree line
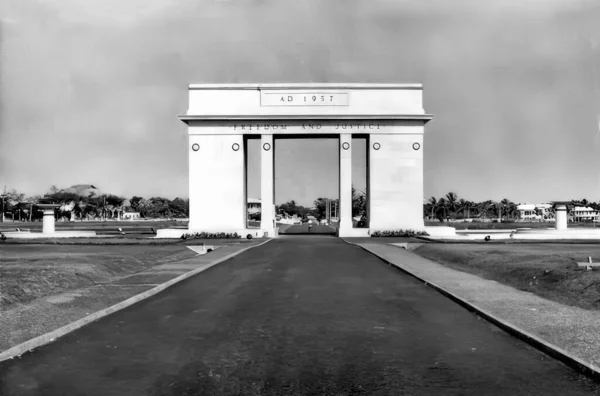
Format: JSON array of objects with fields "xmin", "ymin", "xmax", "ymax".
[
  {"xmin": 2, "ymin": 183, "xmax": 369, "ymax": 223},
  {"xmin": 7, "ymin": 185, "xmax": 593, "ymax": 224},
  {"xmin": 425, "ymin": 192, "xmax": 600, "ymax": 222},
  {"xmin": 274, "ymin": 187, "xmax": 367, "ymax": 221},
  {"xmin": 0, "ymin": 185, "xmax": 189, "ymax": 221}
]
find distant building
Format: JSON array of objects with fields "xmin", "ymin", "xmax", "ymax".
[
  {"xmin": 570, "ymin": 207, "xmax": 599, "ymax": 222},
  {"xmin": 278, "ymin": 215, "xmax": 302, "ymax": 225},
  {"xmin": 516, "ymin": 203, "xmax": 553, "ymax": 221},
  {"xmin": 122, "ymin": 211, "xmax": 141, "ymax": 220},
  {"xmin": 517, "ymin": 203, "xmax": 598, "ymax": 223},
  {"xmin": 247, "ymin": 198, "xmax": 261, "ymax": 215}
]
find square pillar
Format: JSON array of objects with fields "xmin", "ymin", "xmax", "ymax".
[
  {"xmin": 261, "ymin": 134, "xmax": 275, "ymax": 237},
  {"xmin": 555, "ymin": 205, "xmax": 568, "ymax": 230},
  {"xmin": 42, "ymin": 209, "xmax": 56, "ymax": 233},
  {"xmin": 188, "ymin": 134, "xmax": 245, "ymax": 232},
  {"xmin": 369, "ymin": 133, "xmax": 425, "ymax": 232},
  {"xmin": 338, "ymin": 134, "xmax": 353, "ymax": 235}
]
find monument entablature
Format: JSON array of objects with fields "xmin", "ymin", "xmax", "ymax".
[
  {"xmin": 180, "ymin": 120, "xmax": 430, "ymax": 135},
  {"xmin": 179, "ymin": 83, "xmax": 433, "ymax": 238}
]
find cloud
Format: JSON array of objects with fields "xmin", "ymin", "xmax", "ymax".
[
  {"xmin": 1, "ymin": 0, "xmax": 600, "ymax": 201},
  {"xmin": 32, "ymin": 0, "xmax": 179, "ymax": 27}
]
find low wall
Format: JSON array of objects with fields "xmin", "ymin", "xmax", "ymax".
[
  {"xmin": 424, "ymin": 226, "xmax": 456, "ymax": 237},
  {"xmin": 156, "ymin": 228, "xmax": 266, "ymax": 239},
  {"xmin": 2, "ymin": 231, "xmax": 97, "ymax": 239}
]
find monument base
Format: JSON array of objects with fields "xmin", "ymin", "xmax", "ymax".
[
  {"xmin": 261, "ymin": 228, "xmax": 278, "ymax": 238},
  {"xmin": 155, "ymin": 228, "xmax": 270, "ymax": 239},
  {"xmin": 423, "ymin": 226, "xmax": 457, "ymax": 237},
  {"xmin": 337, "ymin": 228, "xmax": 370, "ymax": 238}
]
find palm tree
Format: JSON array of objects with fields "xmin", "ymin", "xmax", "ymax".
[
  {"xmin": 427, "ymin": 197, "xmax": 438, "ymax": 220},
  {"xmin": 505, "ymin": 199, "xmax": 518, "ymax": 220},
  {"xmin": 500, "ymin": 198, "xmax": 510, "ymax": 221},
  {"xmin": 476, "ymin": 200, "xmax": 495, "ymax": 220},
  {"xmin": 457, "ymin": 198, "xmax": 474, "ymax": 219},
  {"xmin": 491, "ymin": 200, "xmax": 502, "ymax": 221},
  {"xmin": 437, "ymin": 197, "xmax": 448, "ymax": 222},
  {"xmin": 445, "ymin": 192, "xmax": 458, "ymax": 219},
  {"xmin": 469, "ymin": 201, "xmax": 481, "ymax": 218},
  {"xmin": 467, "ymin": 200, "xmax": 475, "ymax": 219}
]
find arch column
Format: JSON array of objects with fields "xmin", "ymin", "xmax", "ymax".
[
  {"xmin": 261, "ymin": 134, "xmax": 275, "ymax": 237},
  {"xmin": 338, "ymin": 133, "xmax": 353, "ymax": 236}
]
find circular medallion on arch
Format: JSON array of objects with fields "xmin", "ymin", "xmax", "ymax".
[
  {"xmin": 342, "ymin": 142, "xmax": 350, "ymax": 150},
  {"xmin": 191, "ymin": 143, "xmax": 200, "ymax": 151},
  {"xmin": 413, "ymin": 142, "xmax": 421, "ymax": 151},
  {"xmin": 263, "ymin": 142, "xmax": 271, "ymax": 151},
  {"xmin": 373, "ymin": 142, "xmax": 381, "ymax": 150},
  {"xmin": 232, "ymin": 143, "xmax": 240, "ymax": 151}
]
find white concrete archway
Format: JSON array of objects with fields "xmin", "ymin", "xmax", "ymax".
[{"xmin": 180, "ymin": 83, "xmax": 433, "ymax": 238}]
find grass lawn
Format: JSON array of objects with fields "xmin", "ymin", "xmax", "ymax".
[
  {"xmin": 1, "ymin": 237, "xmax": 183, "ymax": 245},
  {"xmin": 0, "ymin": 220, "xmax": 185, "ymax": 230},
  {"xmin": 349, "ymin": 237, "xmax": 428, "ymax": 244},
  {"xmin": 413, "ymin": 243, "xmax": 600, "ymax": 311},
  {"xmin": 0, "ymin": 238, "xmax": 262, "ymax": 310},
  {"xmin": 424, "ymin": 221, "xmax": 600, "ymax": 230},
  {"xmin": 0, "ymin": 245, "xmax": 198, "ymax": 309}
]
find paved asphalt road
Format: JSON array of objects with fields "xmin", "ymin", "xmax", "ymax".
[
  {"xmin": 279, "ymin": 224, "xmax": 336, "ymax": 234},
  {"xmin": 1, "ymin": 237, "xmax": 599, "ymax": 395}
]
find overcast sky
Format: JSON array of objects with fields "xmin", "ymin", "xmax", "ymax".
[{"xmin": 1, "ymin": 0, "xmax": 600, "ymax": 206}]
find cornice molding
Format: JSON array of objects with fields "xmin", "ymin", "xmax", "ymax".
[
  {"xmin": 179, "ymin": 114, "xmax": 433, "ymax": 124},
  {"xmin": 188, "ymin": 83, "xmax": 423, "ymax": 90}
]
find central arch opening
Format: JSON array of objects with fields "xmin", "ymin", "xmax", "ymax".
[
  {"xmin": 244, "ymin": 133, "xmax": 370, "ymax": 236},
  {"xmin": 274, "ymin": 135, "xmax": 339, "ymax": 235}
]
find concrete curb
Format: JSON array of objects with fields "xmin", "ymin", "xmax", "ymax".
[
  {"xmin": 0, "ymin": 238, "xmax": 273, "ymax": 362},
  {"xmin": 344, "ymin": 240, "xmax": 600, "ymax": 382}
]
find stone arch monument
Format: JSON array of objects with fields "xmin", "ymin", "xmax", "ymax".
[{"xmin": 179, "ymin": 83, "xmax": 433, "ymax": 238}]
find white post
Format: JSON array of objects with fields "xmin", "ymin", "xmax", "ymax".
[
  {"xmin": 42, "ymin": 209, "xmax": 56, "ymax": 233},
  {"xmin": 555, "ymin": 205, "xmax": 568, "ymax": 230},
  {"xmin": 339, "ymin": 134, "xmax": 353, "ymax": 236},
  {"xmin": 261, "ymin": 134, "xmax": 275, "ymax": 237}
]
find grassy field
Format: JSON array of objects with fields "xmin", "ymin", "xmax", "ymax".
[
  {"xmin": 0, "ymin": 239, "xmax": 262, "ymax": 310},
  {"xmin": 0, "ymin": 220, "xmax": 186, "ymax": 239},
  {"xmin": 425, "ymin": 220, "xmax": 600, "ymax": 230},
  {"xmin": 0, "ymin": 237, "xmax": 260, "ymax": 245},
  {"xmin": 0, "ymin": 244, "xmax": 197, "ymax": 309},
  {"xmin": 0, "ymin": 220, "xmax": 185, "ymax": 229},
  {"xmin": 413, "ymin": 243, "xmax": 600, "ymax": 311}
]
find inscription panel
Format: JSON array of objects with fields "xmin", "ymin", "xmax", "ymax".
[
  {"xmin": 260, "ymin": 91, "xmax": 349, "ymax": 106},
  {"xmin": 188, "ymin": 120, "xmax": 425, "ymax": 135}
]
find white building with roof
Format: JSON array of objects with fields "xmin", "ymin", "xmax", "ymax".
[
  {"xmin": 516, "ymin": 203, "xmax": 554, "ymax": 221},
  {"xmin": 122, "ymin": 211, "xmax": 141, "ymax": 220},
  {"xmin": 247, "ymin": 198, "xmax": 261, "ymax": 215},
  {"xmin": 570, "ymin": 207, "xmax": 599, "ymax": 222}
]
